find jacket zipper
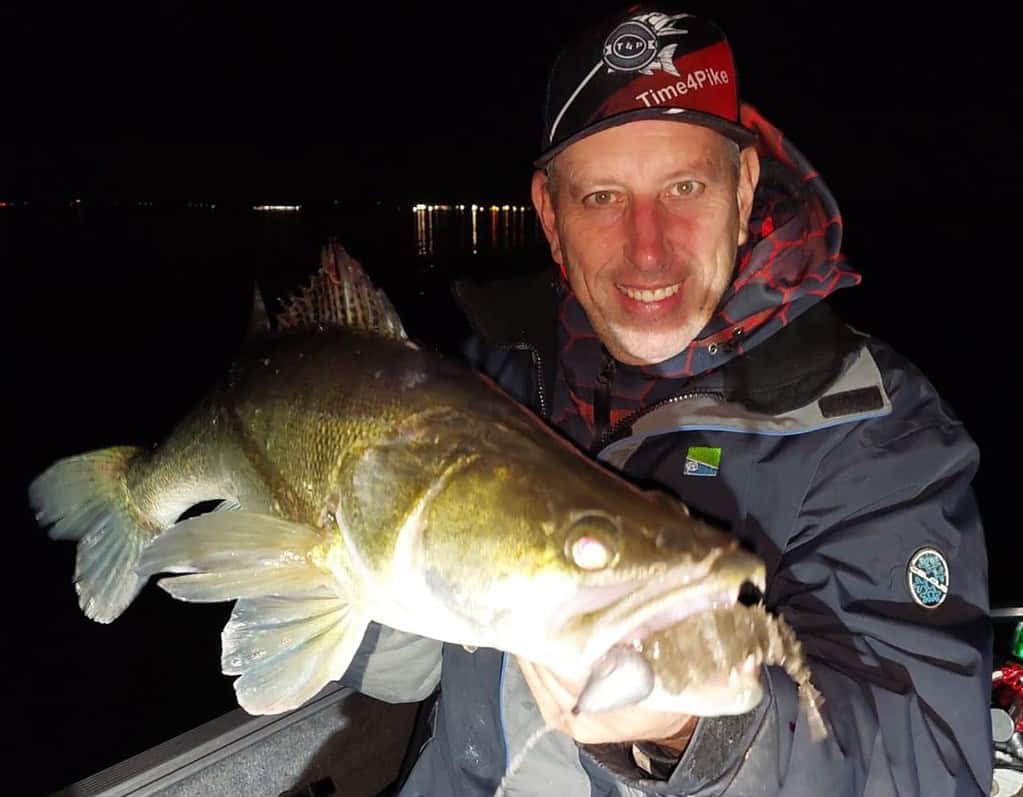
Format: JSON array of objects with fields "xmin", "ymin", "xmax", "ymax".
[
  {"xmin": 593, "ymin": 353, "xmax": 616, "ymax": 448},
  {"xmin": 510, "ymin": 343, "xmax": 548, "ymax": 419},
  {"xmin": 595, "ymin": 388, "xmax": 727, "ymax": 451},
  {"xmin": 508, "ymin": 340, "xmax": 724, "ymax": 440}
]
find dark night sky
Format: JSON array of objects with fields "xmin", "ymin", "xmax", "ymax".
[
  {"xmin": 3, "ymin": 2, "xmax": 1016, "ymax": 203},
  {"xmin": 3, "ymin": 2, "xmax": 1020, "ymax": 793}
]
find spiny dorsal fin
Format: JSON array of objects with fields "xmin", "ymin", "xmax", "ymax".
[
  {"xmin": 275, "ymin": 239, "xmax": 408, "ymax": 340},
  {"xmin": 246, "ymin": 283, "xmax": 272, "ymax": 339}
]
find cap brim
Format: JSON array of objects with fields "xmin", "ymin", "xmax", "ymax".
[{"xmin": 534, "ymin": 107, "xmax": 758, "ymax": 168}]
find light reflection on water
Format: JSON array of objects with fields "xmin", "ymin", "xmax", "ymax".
[
  {"xmin": 411, "ymin": 203, "xmax": 539, "ymax": 256},
  {"xmin": 4, "ymin": 200, "xmax": 545, "ymax": 261}
]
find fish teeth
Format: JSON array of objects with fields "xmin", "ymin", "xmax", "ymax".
[{"xmin": 618, "ymin": 283, "xmax": 681, "ymax": 303}]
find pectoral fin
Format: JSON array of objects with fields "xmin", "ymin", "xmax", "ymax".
[
  {"xmin": 136, "ymin": 511, "xmax": 366, "ymax": 715},
  {"xmin": 224, "ymin": 594, "xmax": 368, "ymax": 715}
]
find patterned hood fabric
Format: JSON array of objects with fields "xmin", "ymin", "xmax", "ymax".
[{"xmin": 553, "ymin": 105, "xmax": 862, "ymax": 449}]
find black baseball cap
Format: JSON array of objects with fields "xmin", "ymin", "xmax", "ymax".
[{"xmin": 536, "ymin": 4, "xmax": 757, "ymax": 167}]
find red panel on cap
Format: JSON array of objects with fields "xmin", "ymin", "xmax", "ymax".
[{"xmin": 596, "ymin": 41, "xmax": 738, "ymax": 123}]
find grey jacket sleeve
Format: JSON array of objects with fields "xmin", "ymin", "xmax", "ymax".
[
  {"xmin": 340, "ymin": 621, "xmax": 442, "ymax": 704},
  {"xmin": 676, "ymin": 419, "xmax": 991, "ymax": 796}
]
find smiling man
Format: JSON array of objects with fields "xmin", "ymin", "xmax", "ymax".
[
  {"xmin": 342, "ymin": 4, "xmax": 993, "ymax": 795},
  {"xmin": 533, "ymin": 121, "xmax": 758, "ymax": 368}
]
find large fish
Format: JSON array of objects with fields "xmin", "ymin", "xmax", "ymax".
[{"xmin": 29, "ymin": 242, "xmax": 824, "ymax": 737}]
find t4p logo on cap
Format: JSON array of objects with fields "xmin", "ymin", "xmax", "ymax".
[
  {"xmin": 907, "ymin": 547, "xmax": 949, "ymax": 608},
  {"xmin": 602, "ymin": 12, "xmax": 689, "ymax": 76},
  {"xmin": 683, "ymin": 446, "xmax": 720, "ymax": 477}
]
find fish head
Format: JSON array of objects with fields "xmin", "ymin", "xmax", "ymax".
[{"xmin": 401, "ymin": 404, "xmax": 765, "ymax": 682}]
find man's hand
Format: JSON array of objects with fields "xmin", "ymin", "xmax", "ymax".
[{"xmin": 516, "ymin": 656, "xmax": 697, "ymax": 751}]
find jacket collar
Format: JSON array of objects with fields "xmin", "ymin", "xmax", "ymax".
[{"xmin": 453, "ymin": 270, "xmax": 866, "ymax": 418}]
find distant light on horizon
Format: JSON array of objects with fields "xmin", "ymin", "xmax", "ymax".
[
  {"xmin": 253, "ymin": 204, "xmax": 301, "ymax": 212},
  {"xmin": 413, "ymin": 202, "xmax": 532, "ymax": 213}
]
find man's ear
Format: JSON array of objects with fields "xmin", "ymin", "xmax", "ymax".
[
  {"xmin": 735, "ymin": 146, "xmax": 761, "ymax": 248},
  {"xmin": 532, "ymin": 169, "xmax": 563, "ymax": 265}
]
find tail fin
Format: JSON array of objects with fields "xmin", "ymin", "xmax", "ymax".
[
  {"xmin": 137, "ymin": 511, "xmax": 368, "ymax": 715},
  {"xmin": 29, "ymin": 446, "xmax": 157, "ymax": 623}
]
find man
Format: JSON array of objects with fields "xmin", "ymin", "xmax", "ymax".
[{"xmin": 345, "ymin": 5, "xmax": 993, "ymax": 794}]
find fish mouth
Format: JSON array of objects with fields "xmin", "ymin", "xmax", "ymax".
[
  {"xmin": 564, "ymin": 547, "xmax": 766, "ymax": 715},
  {"xmin": 545, "ymin": 542, "xmax": 730, "ymax": 641},
  {"xmin": 580, "ymin": 546, "xmax": 766, "ymax": 665},
  {"xmin": 573, "ymin": 641, "xmax": 764, "ymax": 715}
]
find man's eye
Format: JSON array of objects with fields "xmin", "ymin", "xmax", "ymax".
[
  {"xmin": 584, "ymin": 190, "xmax": 618, "ymax": 207},
  {"xmin": 668, "ymin": 180, "xmax": 703, "ymax": 197}
]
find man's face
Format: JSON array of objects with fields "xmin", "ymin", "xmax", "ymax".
[{"xmin": 532, "ymin": 121, "xmax": 760, "ymax": 366}]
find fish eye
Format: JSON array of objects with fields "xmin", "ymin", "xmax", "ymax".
[{"xmin": 564, "ymin": 513, "xmax": 621, "ymax": 571}]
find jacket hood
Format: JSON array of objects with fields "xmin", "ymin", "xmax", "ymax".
[{"xmin": 705, "ymin": 103, "xmax": 862, "ymax": 358}]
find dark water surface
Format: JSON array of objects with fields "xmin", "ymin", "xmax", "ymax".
[{"xmin": 4, "ymin": 201, "xmax": 1013, "ymax": 794}]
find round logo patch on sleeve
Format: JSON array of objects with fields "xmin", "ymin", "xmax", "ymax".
[{"xmin": 907, "ymin": 548, "xmax": 949, "ymax": 608}]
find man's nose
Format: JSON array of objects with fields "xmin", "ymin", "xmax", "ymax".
[{"xmin": 625, "ymin": 198, "xmax": 666, "ymax": 272}]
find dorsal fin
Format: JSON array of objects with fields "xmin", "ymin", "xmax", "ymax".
[
  {"xmin": 274, "ymin": 239, "xmax": 408, "ymax": 340},
  {"xmin": 246, "ymin": 283, "xmax": 272, "ymax": 339}
]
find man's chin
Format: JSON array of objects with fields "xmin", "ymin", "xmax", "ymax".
[{"xmin": 607, "ymin": 328, "xmax": 694, "ymax": 366}]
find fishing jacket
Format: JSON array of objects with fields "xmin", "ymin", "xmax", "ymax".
[{"xmin": 343, "ymin": 112, "xmax": 993, "ymax": 796}]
